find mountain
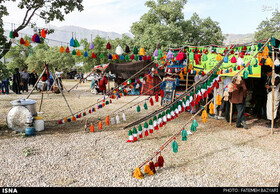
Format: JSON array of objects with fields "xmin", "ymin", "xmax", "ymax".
[
  {"xmin": 4, "ymin": 25, "xmax": 134, "ymax": 47},
  {"xmin": 5, "ymin": 24, "xmax": 255, "ymax": 47},
  {"xmin": 223, "ymin": 33, "xmax": 255, "ymax": 45}
]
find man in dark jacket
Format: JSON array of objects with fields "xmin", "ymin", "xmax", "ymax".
[
  {"xmin": 265, "ymin": 68, "xmax": 280, "ymax": 128},
  {"xmin": 12, "ymin": 68, "xmax": 21, "ymax": 94},
  {"xmin": 29, "ymin": 70, "xmax": 38, "ymax": 89},
  {"xmin": 229, "ymin": 76, "xmax": 248, "ymax": 129}
]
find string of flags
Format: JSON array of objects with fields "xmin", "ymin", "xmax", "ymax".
[
  {"xmin": 57, "ymin": 62, "xmax": 164, "ymax": 126},
  {"xmin": 86, "ymin": 80, "xmax": 165, "ymax": 132},
  {"xmin": 126, "ymin": 74, "xmax": 222, "ymax": 143},
  {"xmin": 10, "ymin": 28, "xmax": 48, "ymax": 46},
  {"xmin": 130, "ymin": 45, "xmax": 239, "ymax": 179},
  {"xmin": 132, "ymin": 39, "xmax": 274, "ymax": 179}
]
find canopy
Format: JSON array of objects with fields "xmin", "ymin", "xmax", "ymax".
[{"xmin": 104, "ymin": 60, "xmax": 165, "ymax": 84}]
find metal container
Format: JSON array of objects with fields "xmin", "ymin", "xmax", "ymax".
[
  {"xmin": 10, "ymin": 98, "xmax": 37, "ymax": 116},
  {"xmin": 6, "ymin": 106, "xmax": 32, "ymax": 132},
  {"xmin": 25, "ymin": 127, "xmax": 35, "ymax": 136}
]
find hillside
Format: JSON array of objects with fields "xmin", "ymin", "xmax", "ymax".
[
  {"xmin": 223, "ymin": 33, "xmax": 255, "ymax": 45},
  {"xmin": 4, "ymin": 25, "xmax": 255, "ymax": 47},
  {"xmin": 4, "ymin": 25, "xmax": 134, "ymax": 47}
]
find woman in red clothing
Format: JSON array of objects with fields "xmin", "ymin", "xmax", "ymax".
[
  {"xmin": 98, "ymin": 75, "xmax": 107, "ymax": 94},
  {"xmin": 41, "ymin": 69, "xmax": 50, "ymax": 91}
]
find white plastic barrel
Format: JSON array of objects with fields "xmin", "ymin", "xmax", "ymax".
[{"xmin": 33, "ymin": 117, "xmax": 44, "ymax": 132}]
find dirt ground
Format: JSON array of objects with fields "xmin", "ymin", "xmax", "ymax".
[{"xmin": 0, "ymin": 80, "xmax": 279, "ymax": 187}]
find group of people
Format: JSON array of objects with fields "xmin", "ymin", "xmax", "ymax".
[
  {"xmin": 1, "ymin": 67, "xmax": 38, "ymax": 95},
  {"xmin": 0, "ymin": 66, "xmax": 66, "ymax": 95},
  {"xmin": 203, "ymin": 66, "xmax": 280, "ymax": 130},
  {"xmin": 40, "ymin": 67, "xmax": 64, "ymax": 92}
]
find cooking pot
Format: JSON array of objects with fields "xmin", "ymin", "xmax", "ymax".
[{"xmin": 10, "ymin": 98, "xmax": 37, "ymax": 116}]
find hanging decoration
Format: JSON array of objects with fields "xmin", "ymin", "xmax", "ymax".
[
  {"xmin": 125, "ymin": 45, "xmax": 130, "ymax": 53},
  {"xmin": 139, "ymin": 47, "xmax": 146, "ymax": 56},
  {"xmin": 133, "ymin": 46, "xmax": 138, "ymax": 55},
  {"xmin": 59, "ymin": 46, "xmax": 65, "ymax": 53},
  {"xmin": 116, "ymin": 44, "xmax": 124, "ymax": 55}
]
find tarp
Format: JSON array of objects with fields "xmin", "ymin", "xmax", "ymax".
[
  {"xmin": 104, "ymin": 60, "xmax": 155, "ymax": 78},
  {"xmin": 104, "ymin": 60, "xmax": 165, "ymax": 84}
]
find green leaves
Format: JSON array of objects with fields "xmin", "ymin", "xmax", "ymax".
[
  {"xmin": 255, "ymin": 10, "xmax": 280, "ymax": 41},
  {"xmin": 131, "ymin": 0, "xmax": 224, "ymax": 54}
]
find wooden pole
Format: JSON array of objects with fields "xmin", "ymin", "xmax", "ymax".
[
  {"xmin": 271, "ymin": 47, "xmax": 275, "ymax": 134},
  {"xmin": 49, "ymin": 71, "xmax": 74, "ymax": 117},
  {"xmin": 214, "ymin": 85, "xmax": 217, "ymax": 115},
  {"xmin": 38, "ymin": 92, "xmax": 44, "ymax": 113},
  {"xmin": 186, "ymin": 72, "xmax": 189, "ymax": 91},
  {"xmin": 193, "ymin": 85, "xmax": 196, "ymax": 113},
  {"xmin": 108, "ymin": 74, "xmax": 110, "ymax": 92},
  {"xmin": 230, "ymin": 103, "xmax": 233, "ymax": 125},
  {"xmin": 26, "ymin": 67, "xmax": 46, "ymax": 99}
]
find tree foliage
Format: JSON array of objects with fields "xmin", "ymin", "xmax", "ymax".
[
  {"xmin": 131, "ymin": 0, "xmax": 225, "ymax": 53},
  {"xmin": 0, "ymin": 0, "xmax": 84, "ymax": 59},
  {"xmin": 254, "ymin": 9, "xmax": 280, "ymax": 41},
  {"xmin": 3, "ymin": 33, "xmax": 136, "ymax": 76}
]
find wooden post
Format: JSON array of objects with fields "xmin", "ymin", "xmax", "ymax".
[
  {"xmin": 214, "ymin": 86, "xmax": 217, "ymax": 115},
  {"xmin": 108, "ymin": 74, "xmax": 110, "ymax": 92},
  {"xmin": 49, "ymin": 71, "xmax": 74, "ymax": 117},
  {"xmin": 186, "ymin": 72, "xmax": 189, "ymax": 91},
  {"xmin": 26, "ymin": 67, "xmax": 46, "ymax": 99},
  {"xmin": 230, "ymin": 103, "xmax": 233, "ymax": 125},
  {"xmin": 38, "ymin": 92, "xmax": 44, "ymax": 113},
  {"xmin": 271, "ymin": 47, "xmax": 275, "ymax": 134},
  {"xmin": 193, "ymin": 85, "xmax": 196, "ymax": 113}
]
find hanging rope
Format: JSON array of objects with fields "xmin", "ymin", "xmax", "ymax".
[
  {"xmin": 85, "ymin": 79, "xmax": 164, "ymax": 128},
  {"xmin": 59, "ymin": 61, "xmax": 164, "ymax": 122},
  {"xmin": 123, "ymin": 44, "xmax": 238, "ymax": 129},
  {"xmin": 131, "ymin": 38, "xmax": 272, "ymax": 177}
]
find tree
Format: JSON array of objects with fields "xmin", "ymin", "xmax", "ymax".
[
  {"xmin": 254, "ymin": 9, "xmax": 280, "ymax": 41},
  {"xmin": 0, "ymin": 0, "xmax": 84, "ymax": 60},
  {"xmin": 131, "ymin": 0, "xmax": 187, "ymax": 53},
  {"xmin": 183, "ymin": 13, "xmax": 225, "ymax": 46},
  {"xmin": 131, "ymin": 0, "xmax": 225, "ymax": 53}
]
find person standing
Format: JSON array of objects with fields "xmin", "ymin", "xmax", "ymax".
[
  {"xmin": 41, "ymin": 69, "xmax": 50, "ymax": 91},
  {"xmin": 29, "ymin": 70, "xmax": 38, "ymax": 89},
  {"xmin": 80, "ymin": 72, "xmax": 84, "ymax": 83},
  {"xmin": 1, "ymin": 77, "xmax": 9, "ymax": 94},
  {"xmin": 265, "ymin": 68, "xmax": 280, "ymax": 128},
  {"xmin": 253, "ymin": 71, "xmax": 267, "ymax": 120},
  {"xmin": 12, "ymin": 68, "xmax": 21, "ymax": 94},
  {"xmin": 55, "ymin": 68, "xmax": 63, "ymax": 90},
  {"xmin": 20, "ymin": 67, "xmax": 29, "ymax": 93},
  {"xmin": 220, "ymin": 76, "xmax": 232, "ymax": 122},
  {"xmin": 98, "ymin": 75, "xmax": 108, "ymax": 94},
  {"xmin": 229, "ymin": 76, "xmax": 248, "ymax": 129}
]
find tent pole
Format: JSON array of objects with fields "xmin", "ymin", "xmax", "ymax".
[
  {"xmin": 186, "ymin": 72, "xmax": 189, "ymax": 91},
  {"xmin": 271, "ymin": 47, "xmax": 275, "ymax": 135},
  {"xmin": 50, "ymin": 71, "xmax": 74, "ymax": 117},
  {"xmin": 230, "ymin": 103, "xmax": 233, "ymax": 125},
  {"xmin": 38, "ymin": 92, "xmax": 44, "ymax": 113},
  {"xmin": 26, "ymin": 67, "xmax": 46, "ymax": 99},
  {"xmin": 214, "ymin": 85, "xmax": 217, "ymax": 115}
]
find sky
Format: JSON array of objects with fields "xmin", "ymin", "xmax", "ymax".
[{"xmin": 2, "ymin": 0, "xmax": 279, "ymax": 35}]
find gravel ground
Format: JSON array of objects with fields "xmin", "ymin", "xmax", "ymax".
[{"xmin": 0, "ymin": 80, "xmax": 279, "ymax": 187}]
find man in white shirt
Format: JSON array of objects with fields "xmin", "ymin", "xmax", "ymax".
[
  {"xmin": 20, "ymin": 67, "xmax": 29, "ymax": 93},
  {"xmin": 55, "ymin": 68, "xmax": 64, "ymax": 90}
]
